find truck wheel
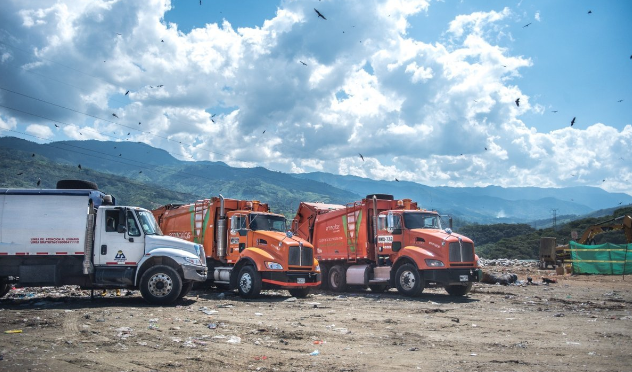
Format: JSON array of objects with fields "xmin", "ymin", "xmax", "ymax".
[
  {"xmin": 178, "ymin": 281, "xmax": 194, "ymax": 300},
  {"xmin": 319, "ymin": 265, "xmax": 329, "ymax": 290},
  {"xmin": 328, "ymin": 265, "xmax": 347, "ymax": 292},
  {"xmin": 0, "ymin": 283, "xmax": 10, "ymax": 298},
  {"xmin": 139, "ymin": 265, "xmax": 183, "ymax": 305},
  {"xmin": 237, "ymin": 266, "xmax": 262, "ymax": 298},
  {"xmin": 395, "ymin": 264, "xmax": 423, "ymax": 297},
  {"xmin": 288, "ymin": 287, "xmax": 310, "ymax": 298},
  {"xmin": 445, "ymin": 283, "xmax": 472, "ymax": 296},
  {"xmin": 369, "ymin": 285, "xmax": 388, "ymax": 293}
]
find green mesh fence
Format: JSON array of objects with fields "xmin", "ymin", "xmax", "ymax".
[{"xmin": 570, "ymin": 242, "xmax": 632, "ymax": 275}]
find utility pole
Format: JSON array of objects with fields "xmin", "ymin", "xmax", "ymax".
[{"xmin": 551, "ymin": 209, "xmax": 558, "ymax": 231}]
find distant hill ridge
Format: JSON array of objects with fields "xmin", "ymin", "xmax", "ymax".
[{"xmin": 1, "ymin": 136, "xmax": 630, "ymax": 224}]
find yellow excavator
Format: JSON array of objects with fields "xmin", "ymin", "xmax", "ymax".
[{"xmin": 551, "ymin": 215, "xmax": 632, "ymax": 266}]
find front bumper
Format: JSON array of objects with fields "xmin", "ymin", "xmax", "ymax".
[
  {"xmin": 261, "ymin": 271, "xmax": 321, "ymax": 288},
  {"xmin": 422, "ymin": 268, "xmax": 481, "ymax": 285},
  {"xmin": 181, "ymin": 263, "xmax": 208, "ymax": 282}
]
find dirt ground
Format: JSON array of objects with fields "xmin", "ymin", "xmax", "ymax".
[{"xmin": 1, "ymin": 265, "xmax": 631, "ymax": 372}]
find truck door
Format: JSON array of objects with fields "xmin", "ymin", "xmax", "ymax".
[
  {"xmin": 376, "ymin": 211, "xmax": 404, "ymax": 255},
  {"xmin": 95, "ymin": 208, "xmax": 145, "ymax": 266},
  {"xmin": 227, "ymin": 213, "xmax": 248, "ymax": 262}
]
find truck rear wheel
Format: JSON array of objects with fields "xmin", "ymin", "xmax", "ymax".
[
  {"xmin": 0, "ymin": 283, "xmax": 10, "ymax": 298},
  {"xmin": 288, "ymin": 287, "xmax": 310, "ymax": 298},
  {"xmin": 140, "ymin": 265, "xmax": 183, "ymax": 305},
  {"xmin": 395, "ymin": 263, "xmax": 423, "ymax": 297},
  {"xmin": 237, "ymin": 266, "xmax": 262, "ymax": 298},
  {"xmin": 445, "ymin": 283, "xmax": 472, "ymax": 296},
  {"xmin": 328, "ymin": 265, "xmax": 347, "ymax": 292}
]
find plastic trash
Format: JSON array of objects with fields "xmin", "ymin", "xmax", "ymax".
[
  {"xmin": 309, "ymin": 350, "xmax": 320, "ymax": 356},
  {"xmin": 4, "ymin": 330, "xmax": 22, "ymax": 334}
]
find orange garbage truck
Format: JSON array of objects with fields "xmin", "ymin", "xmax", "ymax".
[
  {"xmin": 292, "ymin": 194, "xmax": 481, "ymax": 296},
  {"xmin": 152, "ymin": 196, "xmax": 320, "ymax": 298}
]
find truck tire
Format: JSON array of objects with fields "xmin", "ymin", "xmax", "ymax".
[
  {"xmin": 139, "ymin": 265, "xmax": 183, "ymax": 305},
  {"xmin": 0, "ymin": 283, "xmax": 10, "ymax": 298},
  {"xmin": 237, "ymin": 266, "xmax": 262, "ymax": 298},
  {"xmin": 328, "ymin": 265, "xmax": 347, "ymax": 292},
  {"xmin": 395, "ymin": 263, "xmax": 423, "ymax": 297},
  {"xmin": 319, "ymin": 264, "xmax": 329, "ymax": 290},
  {"xmin": 56, "ymin": 180, "xmax": 99, "ymax": 190},
  {"xmin": 178, "ymin": 281, "xmax": 194, "ymax": 300},
  {"xmin": 288, "ymin": 287, "xmax": 310, "ymax": 298},
  {"xmin": 445, "ymin": 283, "xmax": 472, "ymax": 296}
]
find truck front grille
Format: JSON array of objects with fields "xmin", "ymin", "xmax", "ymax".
[
  {"xmin": 449, "ymin": 241, "xmax": 474, "ymax": 262},
  {"xmin": 289, "ymin": 245, "xmax": 313, "ymax": 266}
]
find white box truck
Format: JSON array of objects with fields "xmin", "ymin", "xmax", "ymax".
[{"xmin": 0, "ymin": 180, "xmax": 207, "ymax": 305}]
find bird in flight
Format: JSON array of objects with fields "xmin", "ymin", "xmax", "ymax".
[
  {"xmin": 262, "ymin": 130, "xmax": 266, "ymax": 134},
  {"xmin": 588, "ymin": 10, "xmax": 592, "ymax": 14},
  {"xmin": 112, "ymin": 113, "xmax": 119, "ymax": 118},
  {"xmin": 37, "ymin": 178, "xmax": 41, "ymax": 187},
  {"xmin": 139, "ymin": 171, "xmax": 143, "ymax": 174},
  {"xmin": 161, "ymin": 39, "xmax": 164, "ymax": 43},
  {"xmin": 54, "ymin": 124, "xmax": 59, "ymax": 128},
  {"xmin": 314, "ymin": 8, "xmax": 326, "ymax": 20},
  {"xmin": 359, "ymin": 153, "xmax": 364, "ymax": 161},
  {"xmin": 551, "ymin": 110, "xmax": 558, "ymax": 113},
  {"xmin": 395, "ymin": 178, "xmax": 399, "ymax": 182},
  {"xmin": 139, "ymin": 122, "xmax": 141, "ymax": 125},
  {"xmin": 515, "ymin": 98, "xmax": 520, "ymax": 107},
  {"xmin": 571, "ymin": 117, "xmax": 576, "ymax": 126},
  {"xmin": 32, "ymin": 153, "xmax": 35, "ymax": 157},
  {"xmin": 300, "ymin": 61, "xmax": 307, "ymax": 66},
  {"xmin": 211, "ymin": 114, "xmax": 216, "ymax": 118},
  {"xmin": 484, "ymin": 147, "xmax": 488, "ymax": 151},
  {"xmin": 125, "ymin": 90, "xmax": 129, "ymax": 96},
  {"xmin": 17, "ymin": 172, "xmax": 23, "ymax": 176},
  {"xmin": 78, "ymin": 164, "xmax": 82, "ymax": 170},
  {"xmin": 617, "ymin": 99, "xmax": 623, "ymax": 102},
  {"xmin": 157, "ymin": 85, "xmax": 164, "ymax": 88},
  {"xmin": 523, "ymin": 23, "xmax": 532, "ymax": 28}
]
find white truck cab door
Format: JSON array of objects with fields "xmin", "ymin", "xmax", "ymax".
[{"xmin": 95, "ymin": 208, "xmax": 145, "ymax": 266}]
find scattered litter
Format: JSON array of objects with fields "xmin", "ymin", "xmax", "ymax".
[
  {"xmin": 451, "ymin": 318, "xmax": 459, "ymax": 323},
  {"xmin": 409, "ymin": 347, "xmax": 419, "ymax": 351},
  {"xmin": 255, "ymin": 312, "xmax": 263, "ymax": 316},
  {"xmin": 207, "ymin": 323, "xmax": 218, "ymax": 329},
  {"xmin": 481, "ymin": 272, "xmax": 518, "ymax": 285},
  {"xmin": 254, "ymin": 355, "xmax": 268, "ymax": 361},
  {"xmin": 284, "ymin": 297, "xmax": 297, "ymax": 302},
  {"xmin": 470, "ymin": 353, "xmax": 477, "ymax": 356},
  {"xmin": 148, "ymin": 323, "xmax": 159, "ymax": 330},
  {"xmin": 309, "ymin": 350, "xmax": 320, "ymax": 356},
  {"xmin": 279, "ymin": 339, "xmax": 289, "ymax": 345},
  {"xmin": 4, "ymin": 330, "xmax": 22, "ymax": 334},
  {"xmin": 542, "ymin": 277, "xmax": 557, "ymax": 284},
  {"xmin": 566, "ymin": 341, "xmax": 581, "ymax": 345},
  {"xmin": 227, "ymin": 336, "xmax": 241, "ymax": 344},
  {"xmin": 554, "ymin": 313, "xmax": 565, "ymax": 317},
  {"xmin": 217, "ymin": 304, "xmax": 233, "ymax": 308},
  {"xmin": 313, "ymin": 340, "xmax": 326, "ymax": 345},
  {"xmin": 115, "ymin": 327, "xmax": 133, "ymax": 339}
]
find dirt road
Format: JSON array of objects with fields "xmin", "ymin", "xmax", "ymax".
[{"xmin": 1, "ymin": 267, "xmax": 631, "ymax": 372}]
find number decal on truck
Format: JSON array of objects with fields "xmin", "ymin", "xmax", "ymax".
[{"xmin": 377, "ymin": 235, "xmax": 393, "ymax": 243}]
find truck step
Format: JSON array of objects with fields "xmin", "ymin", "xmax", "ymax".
[{"xmin": 368, "ymin": 279, "xmax": 389, "ymax": 284}]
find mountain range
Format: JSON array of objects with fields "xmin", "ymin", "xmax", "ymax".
[{"xmin": 1, "ymin": 136, "xmax": 630, "ymax": 224}]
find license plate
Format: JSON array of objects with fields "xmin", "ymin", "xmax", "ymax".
[
  {"xmin": 297, "ymin": 278, "xmax": 305, "ymax": 284},
  {"xmin": 459, "ymin": 275, "xmax": 468, "ymax": 282}
]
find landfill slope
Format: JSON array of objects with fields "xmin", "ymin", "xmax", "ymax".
[{"xmin": 0, "ymin": 264, "xmax": 631, "ymax": 372}]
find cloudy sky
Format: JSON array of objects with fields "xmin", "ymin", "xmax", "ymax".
[{"xmin": 1, "ymin": 0, "xmax": 631, "ymax": 195}]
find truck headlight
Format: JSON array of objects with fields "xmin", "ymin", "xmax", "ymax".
[
  {"xmin": 185, "ymin": 257, "xmax": 202, "ymax": 266},
  {"xmin": 265, "ymin": 262, "xmax": 284, "ymax": 270},
  {"xmin": 425, "ymin": 259, "xmax": 445, "ymax": 267}
]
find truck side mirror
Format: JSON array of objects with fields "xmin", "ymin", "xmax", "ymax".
[{"xmin": 117, "ymin": 224, "xmax": 127, "ymax": 234}]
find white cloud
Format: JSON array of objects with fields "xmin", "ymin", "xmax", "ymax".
[
  {"xmin": 0, "ymin": 1, "xmax": 630, "ymax": 196},
  {"xmin": 25, "ymin": 124, "xmax": 53, "ymax": 139}
]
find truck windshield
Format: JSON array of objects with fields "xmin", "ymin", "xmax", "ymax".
[
  {"xmin": 136, "ymin": 210, "xmax": 163, "ymax": 235},
  {"xmin": 249, "ymin": 213, "xmax": 287, "ymax": 232},
  {"xmin": 403, "ymin": 212, "xmax": 442, "ymax": 230}
]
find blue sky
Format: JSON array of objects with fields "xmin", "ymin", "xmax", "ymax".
[{"xmin": 1, "ymin": 0, "xmax": 631, "ymax": 196}]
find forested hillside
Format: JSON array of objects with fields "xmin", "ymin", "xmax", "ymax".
[{"xmin": 459, "ymin": 206, "xmax": 632, "ymax": 259}]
